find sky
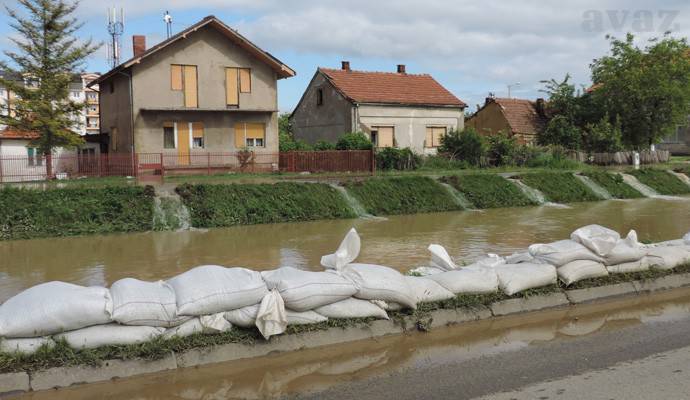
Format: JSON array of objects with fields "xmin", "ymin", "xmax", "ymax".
[{"xmin": 0, "ymin": 0, "xmax": 688, "ymax": 113}]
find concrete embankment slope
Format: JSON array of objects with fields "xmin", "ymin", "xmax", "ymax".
[{"xmin": 3, "ymin": 272, "xmax": 690, "ymax": 396}]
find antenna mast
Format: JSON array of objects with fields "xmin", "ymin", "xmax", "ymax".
[
  {"xmin": 107, "ymin": 7, "xmax": 125, "ymax": 68},
  {"xmin": 164, "ymin": 11, "xmax": 173, "ymax": 39}
]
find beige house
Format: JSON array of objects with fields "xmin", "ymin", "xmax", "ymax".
[
  {"xmin": 90, "ymin": 16, "xmax": 295, "ymax": 167},
  {"xmin": 466, "ymin": 97, "xmax": 548, "ymax": 145},
  {"xmin": 290, "ymin": 62, "xmax": 466, "ymax": 154}
]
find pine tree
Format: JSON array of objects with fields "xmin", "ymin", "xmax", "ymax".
[{"xmin": 0, "ymin": 0, "xmax": 99, "ymax": 176}]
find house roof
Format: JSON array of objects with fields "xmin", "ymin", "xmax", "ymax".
[
  {"xmin": 89, "ymin": 15, "xmax": 295, "ymax": 87},
  {"xmin": 484, "ymin": 97, "xmax": 548, "ymax": 135},
  {"xmin": 0, "ymin": 128, "xmax": 39, "ymax": 140},
  {"xmin": 318, "ymin": 68, "xmax": 466, "ymax": 108}
]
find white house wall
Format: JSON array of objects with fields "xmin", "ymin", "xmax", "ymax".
[{"xmin": 0, "ymin": 140, "xmax": 100, "ymax": 182}]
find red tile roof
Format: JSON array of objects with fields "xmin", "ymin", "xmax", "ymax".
[
  {"xmin": 0, "ymin": 128, "xmax": 39, "ymax": 140},
  {"xmin": 492, "ymin": 98, "xmax": 548, "ymax": 135},
  {"xmin": 319, "ymin": 68, "xmax": 466, "ymax": 107}
]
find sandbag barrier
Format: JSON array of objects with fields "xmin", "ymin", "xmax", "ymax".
[{"xmin": 2, "ymin": 225, "xmax": 690, "ymax": 360}]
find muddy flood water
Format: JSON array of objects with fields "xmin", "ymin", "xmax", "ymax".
[{"xmin": 2, "ymin": 197, "xmax": 690, "ymax": 302}]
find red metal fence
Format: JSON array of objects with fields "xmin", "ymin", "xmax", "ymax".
[{"xmin": 0, "ymin": 150, "xmax": 375, "ymax": 182}]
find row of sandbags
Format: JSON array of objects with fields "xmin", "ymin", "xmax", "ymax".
[{"xmin": 2, "ymin": 226, "xmax": 690, "ymax": 355}]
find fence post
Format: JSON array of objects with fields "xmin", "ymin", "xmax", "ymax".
[
  {"xmin": 290, "ymin": 152, "xmax": 296, "ymax": 173},
  {"xmin": 207, "ymin": 152, "xmax": 211, "ymax": 176},
  {"xmin": 134, "ymin": 153, "xmax": 139, "ymax": 177},
  {"xmin": 371, "ymin": 148, "xmax": 376, "ymax": 176},
  {"xmin": 160, "ymin": 153, "xmax": 165, "ymax": 178}
]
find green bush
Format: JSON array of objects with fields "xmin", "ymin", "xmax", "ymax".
[
  {"xmin": 584, "ymin": 114, "xmax": 623, "ymax": 153},
  {"xmin": 343, "ymin": 176, "xmax": 462, "ymax": 215},
  {"xmin": 538, "ymin": 115, "xmax": 582, "ymax": 150},
  {"xmin": 486, "ymin": 132, "xmax": 517, "ymax": 166},
  {"xmin": 176, "ymin": 183, "xmax": 356, "ymax": 227},
  {"xmin": 376, "ymin": 147, "xmax": 421, "ymax": 170},
  {"xmin": 0, "ymin": 186, "xmax": 154, "ymax": 240},
  {"xmin": 524, "ymin": 147, "xmax": 583, "ymax": 169},
  {"xmin": 335, "ymin": 132, "xmax": 373, "ymax": 150},
  {"xmin": 441, "ymin": 174, "xmax": 537, "ymax": 208},
  {"xmin": 628, "ymin": 169, "xmax": 690, "ymax": 195},
  {"xmin": 583, "ymin": 171, "xmax": 643, "ymax": 199},
  {"xmin": 313, "ymin": 140, "xmax": 336, "ymax": 151},
  {"xmin": 419, "ymin": 155, "xmax": 470, "ymax": 170},
  {"xmin": 438, "ymin": 128, "xmax": 486, "ymax": 166},
  {"xmin": 519, "ymin": 172, "xmax": 599, "ymax": 203},
  {"xmin": 279, "ymin": 131, "xmax": 313, "ymax": 152}
]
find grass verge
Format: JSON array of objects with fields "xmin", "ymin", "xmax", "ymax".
[
  {"xmin": 582, "ymin": 171, "xmax": 643, "ymax": 199},
  {"xmin": 628, "ymin": 169, "xmax": 690, "ymax": 195},
  {"xmin": 440, "ymin": 174, "xmax": 538, "ymax": 208},
  {"xmin": 519, "ymin": 172, "xmax": 600, "ymax": 203},
  {"xmin": 343, "ymin": 176, "xmax": 462, "ymax": 215}
]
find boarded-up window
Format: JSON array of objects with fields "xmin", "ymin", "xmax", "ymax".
[
  {"xmin": 192, "ymin": 122, "xmax": 204, "ymax": 149},
  {"xmin": 234, "ymin": 123, "xmax": 266, "ymax": 148},
  {"xmin": 171, "ymin": 65, "xmax": 183, "ymax": 91},
  {"xmin": 425, "ymin": 126, "xmax": 447, "ymax": 148},
  {"xmin": 374, "ymin": 126, "xmax": 394, "ymax": 148},
  {"xmin": 183, "ymin": 65, "xmax": 198, "ymax": 108},
  {"xmin": 239, "ymin": 68, "xmax": 251, "ymax": 93},
  {"xmin": 226, "ymin": 68, "xmax": 239, "ymax": 106}
]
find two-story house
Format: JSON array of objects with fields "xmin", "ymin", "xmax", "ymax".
[
  {"xmin": 90, "ymin": 16, "xmax": 295, "ymax": 167},
  {"xmin": 290, "ymin": 62, "xmax": 466, "ymax": 154}
]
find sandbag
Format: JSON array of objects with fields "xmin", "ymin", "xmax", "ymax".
[
  {"xmin": 0, "ymin": 282, "xmax": 112, "ymax": 338},
  {"xmin": 255, "ymin": 290, "xmax": 287, "ymax": 340},
  {"xmin": 529, "ymin": 240, "xmax": 603, "ymax": 267},
  {"xmin": 684, "ymin": 231, "xmax": 690, "ymax": 245},
  {"xmin": 314, "ymin": 298, "xmax": 389, "ymax": 320},
  {"xmin": 110, "ymin": 278, "xmax": 188, "ymax": 327},
  {"xmin": 646, "ymin": 246, "xmax": 690, "ymax": 270},
  {"xmin": 464, "ymin": 254, "xmax": 506, "ymax": 270},
  {"xmin": 404, "ymin": 276, "xmax": 455, "ymax": 303},
  {"xmin": 426, "ymin": 268, "xmax": 499, "ymax": 295},
  {"xmin": 286, "ymin": 310, "xmax": 328, "ymax": 325},
  {"xmin": 495, "ymin": 263, "xmax": 557, "ymax": 296},
  {"xmin": 645, "ymin": 239, "xmax": 685, "ymax": 248},
  {"xmin": 570, "ymin": 225, "xmax": 620, "ymax": 256},
  {"xmin": 341, "ymin": 263, "xmax": 416, "ymax": 309},
  {"xmin": 0, "ymin": 337, "xmax": 54, "ymax": 355},
  {"xmin": 163, "ymin": 313, "xmax": 233, "ymax": 338},
  {"xmin": 56, "ymin": 325, "xmax": 164, "ymax": 349},
  {"xmin": 602, "ymin": 230, "xmax": 647, "ymax": 266},
  {"xmin": 321, "ymin": 228, "xmax": 361, "ymax": 271},
  {"xmin": 428, "ymin": 244, "xmax": 458, "ymax": 271},
  {"xmin": 407, "ymin": 266, "xmax": 445, "ymax": 277},
  {"xmin": 558, "ymin": 260, "xmax": 608, "ymax": 286},
  {"xmin": 167, "ymin": 265, "xmax": 268, "ymax": 316},
  {"xmin": 505, "ymin": 252, "xmax": 534, "ymax": 264},
  {"xmin": 224, "ymin": 304, "xmax": 260, "ymax": 328},
  {"xmin": 261, "ymin": 267, "xmax": 357, "ymax": 311},
  {"xmin": 606, "ymin": 258, "xmax": 650, "ymax": 274}
]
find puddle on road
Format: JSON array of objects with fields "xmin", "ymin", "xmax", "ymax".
[{"xmin": 17, "ymin": 288, "xmax": 690, "ymax": 400}]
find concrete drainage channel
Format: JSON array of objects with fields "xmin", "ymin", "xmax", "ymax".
[{"xmin": 2, "ymin": 273, "xmax": 690, "ymax": 396}]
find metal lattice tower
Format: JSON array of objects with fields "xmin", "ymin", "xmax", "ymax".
[{"xmin": 107, "ymin": 7, "xmax": 125, "ymax": 68}]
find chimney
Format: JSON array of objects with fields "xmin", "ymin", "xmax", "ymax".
[
  {"xmin": 536, "ymin": 98, "xmax": 546, "ymax": 117},
  {"xmin": 133, "ymin": 35, "xmax": 146, "ymax": 57},
  {"xmin": 397, "ymin": 64, "xmax": 406, "ymax": 74},
  {"xmin": 341, "ymin": 61, "xmax": 350, "ymax": 71}
]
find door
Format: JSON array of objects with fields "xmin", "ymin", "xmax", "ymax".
[{"xmin": 177, "ymin": 122, "xmax": 190, "ymax": 165}]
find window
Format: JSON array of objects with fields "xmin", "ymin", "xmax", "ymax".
[
  {"xmin": 316, "ymin": 88, "xmax": 324, "ymax": 106},
  {"xmin": 81, "ymin": 148, "xmax": 95, "ymax": 156},
  {"xmin": 70, "ymin": 91, "xmax": 80, "ymax": 99},
  {"xmin": 192, "ymin": 122, "xmax": 204, "ymax": 149},
  {"xmin": 234, "ymin": 123, "xmax": 265, "ymax": 148},
  {"xmin": 163, "ymin": 124, "xmax": 175, "ymax": 149},
  {"xmin": 225, "ymin": 67, "xmax": 251, "ymax": 106},
  {"xmin": 170, "ymin": 64, "xmax": 198, "ymax": 108},
  {"xmin": 27, "ymin": 147, "xmax": 34, "ymax": 166},
  {"xmin": 425, "ymin": 126, "xmax": 447, "ymax": 148},
  {"xmin": 239, "ymin": 68, "xmax": 251, "ymax": 93},
  {"xmin": 372, "ymin": 126, "xmax": 394, "ymax": 148}
]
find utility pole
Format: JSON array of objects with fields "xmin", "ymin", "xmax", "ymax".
[{"xmin": 507, "ymin": 82, "xmax": 520, "ymax": 98}]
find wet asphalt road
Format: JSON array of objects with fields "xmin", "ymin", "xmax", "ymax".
[{"xmin": 288, "ymin": 315, "xmax": 690, "ymax": 400}]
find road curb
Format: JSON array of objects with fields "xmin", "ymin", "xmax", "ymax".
[
  {"xmin": 490, "ymin": 292, "xmax": 570, "ymax": 316},
  {"xmin": 565, "ymin": 282, "xmax": 638, "ymax": 304},
  {"xmin": 0, "ymin": 372, "xmax": 29, "ymax": 395},
  {"xmin": 632, "ymin": 273, "xmax": 690, "ymax": 292}
]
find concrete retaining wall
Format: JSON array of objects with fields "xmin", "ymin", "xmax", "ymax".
[{"xmin": 4, "ymin": 273, "xmax": 690, "ymax": 395}]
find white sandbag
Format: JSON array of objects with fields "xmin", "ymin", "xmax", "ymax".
[
  {"xmin": 426, "ymin": 268, "xmax": 499, "ymax": 295},
  {"xmin": 464, "ymin": 254, "xmax": 506, "ymax": 270},
  {"xmin": 321, "ymin": 228, "xmax": 361, "ymax": 271},
  {"xmin": 602, "ymin": 230, "xmax": 647, "ymax": 266},
  {"xmin": 570, "ymin": 224, "xmax": 620, "ymax": 256},
  {"xmin": 404, "ymin": 276, "xmax": 455, "ymax": 303},
  {"xmin": 0, "ymin": 337, "xmax": 54, "ymax": 355},
  {"xmin": 56, "ymin": 325, "xmax": 164, "ymax": 349},
  {"xmin": 495, "ymin": 263, "xmax": 558, "ymax": 296},
  {"xmin": 341, "ymin": 263, "xmax": 416, "ymax": 309},
  {"xmin": 606, "ymin": 258, "xmax": 650, "ymax": 274},
  {"xmin": 0, "ymin": 282, "xmax": 112, "ymax": 338},
  {"xmin": 224, "ymin": 304, "xmax": 260, "ymax": 328},
  {"xmin": 286, "ymin": 310, "xmax": 328, "ymax": 325},
  {"xmin": 407, "ymin": 266, "xmax": 445, "ymax": 277},
  {"xmin": 261, "ymin": 267, "xmax": 357, "ymax": 311},
  {"xmin": 167, "ymin": 265, "xmax": 268, "ymax": 316},
  {"xmin": 314, "ymin": 298, "xmax": 389, "ymax": 320},
  {"xmin": 255, "ymin": 290, "xmax": 287, "ymax": 340},
  {"xmin": 428, "ymin": 244, "xmax": 458, "ymax": 271},
  {"xmin": 505, "ymin": 252, "xmax": 534, "ymax": 264},
  {"xmin": 645, "ymin": 239, "xmax": 685, "ymax": 248},
  {"xmin": 163, "ymin": 318, "xmax": 204, "ymax": 338},
  {"xmin": 529, "ymin": 240, "xmax": 603, "ymax": 267},
  {"xmin": 557, "ymin": 260, "xmax": 608, "ymax": 286},
  {"xmin": 163, "ymin": 313, "xmax": 233, "ymax": 338},
  {"xmin": 370, "ymin": 300, "xmax": 404, "ymax": 311},
  {"xmin": 110, "ymin": 278, "xmax": 188, "ymax": 327},
  {"xmin": 646, "ymin": 246, "xmax": 690, "ymax": 270},
  {"xmin": 684, "ymin": 231, "xmax": 690, "ymax": 245}
]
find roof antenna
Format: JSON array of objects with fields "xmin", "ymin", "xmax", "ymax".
[
  {"xmin": 164, "ymin": 11, "xmax": 173, "ymax": 39},
  {"xmin": 106, "ymin": 7, "xmax": 125, "ymax": 68}
]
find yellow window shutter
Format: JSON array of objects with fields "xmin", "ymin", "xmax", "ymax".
[
  {"xmin": 425, "ymin": 127, "xmax": 433, "ymax": 148},
  {"xmin": 239, "ymin": 68, "xmax": 251, "ymax": 93},
  {"xmin": 245, "ymin": 123, "xmax": 265, "ymax": 139},
  {"xmin": 183, "ymin": 65, "xmax": 198, "ymax": 107},
  {"xmin": 226, "ymin": 68, "xmax": 239, "ymax": 106},
  {"xmin": 234, "ymin": 123, "xmax": 245, "ymax": 148},
  {"xmin": 192, "ymin": 122, "xmax": 204, "ymax": 138},
  {"xmin": 434, "ymin": 127, "xmax": 447, "ymax": 147},
  {"xmin": 171, "ymin": 65, "xmax": 183, "ymax": 90},
  {"xmin": 378, "ymin": 127, "xmax": 394, "ymax": 148}
]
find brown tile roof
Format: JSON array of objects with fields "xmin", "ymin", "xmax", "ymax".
[
  {"xmin": 492, "ymin": 98, "xmax": 548, "ymax": 135},
  {"xmin": 0, "ymin": 128, "xmax": 39, "ymax": 140},
  {"xmin": 319, "ymin": 68, "xmax": 466, "ymax": 107}
]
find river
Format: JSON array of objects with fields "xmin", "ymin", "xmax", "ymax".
[{"xmin": 1, "ymin": 197, "xmax": 690, "ymax": 302}]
